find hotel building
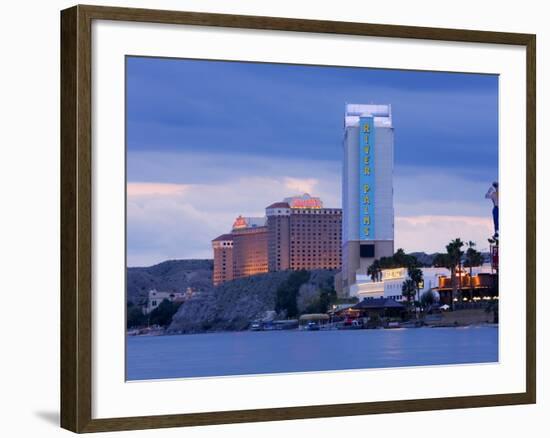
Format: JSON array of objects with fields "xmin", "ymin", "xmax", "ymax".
[
  {"xmin": 232, "ymin": 217, "xmax": 269, "ymax": 280},
  {"xmin": 212, "ymin": 216, "xmax": 268, "ymax": 286},
  {"xmin": 212, "ymin": 234, "xmax": 234, "ymax": 285},
  {"xmin": 341, "ymin": 104, "xmax": 395, "ymax": 295},
  {"xmin": 212, "ymin": 194, "xmax": 342, "ymax": 285},
  {"xmin": 266, "ymin": 194, "xmax": 342, "ymax": 272}
]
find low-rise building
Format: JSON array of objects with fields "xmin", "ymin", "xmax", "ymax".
[
  {"xmin": 144, "ymin": 289, "xmax": 186, "ymax": 314},
  {"xmin": 349, "ymin": 264, "xmax": 495, "ymax": 303},
  {"xmin": 435, "ymin": 270, "xmax": 498, "ymax": 305}
]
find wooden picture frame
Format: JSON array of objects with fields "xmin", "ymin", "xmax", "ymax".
[{"xmin": 60, "ymin": 4, "xmax": 536, "ymax": 433}]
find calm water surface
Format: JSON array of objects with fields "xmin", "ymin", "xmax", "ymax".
[{"xmin": 126, "ymin": 327, "xmax": 498, "ymax": 380}]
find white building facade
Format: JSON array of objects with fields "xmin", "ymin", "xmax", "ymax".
[
  {"xmin": 342, "ymin": 104, "xmax": 394, "ymax": 294},
  {"xmin": 350, "ymin": 265, "xmax": 494, "ymax": 302},
  {"xmin": 145, "ymin": 289, "xmax": 186, "ymax": 314}
]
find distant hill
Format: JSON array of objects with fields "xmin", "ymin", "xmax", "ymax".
[
  {"xmin": 127, "ymin": 259, "xmax": 213, "ymax": 304},
  {"xmin": 409, "ymin": 251, "xmax": 491, "ymax": 266},
  {"xmin": 408, "ymin": 252, "xmax": 437, "ymax": 266}
]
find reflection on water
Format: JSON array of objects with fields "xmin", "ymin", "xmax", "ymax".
[{"xmin": 126, "ymin": 326, "xmax": 498, "ymax": 380}]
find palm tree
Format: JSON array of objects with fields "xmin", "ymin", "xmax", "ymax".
[
  {"xmin": 408, "ymin": 266, "xmax": 424, "ymax": 303},
  {"xmin": 434, "ymin": 252, "xmax": 451, "ymax": 305},
  {"xmin": 394, "ymin": 248, "xmax": 419, "ymax": 269},
  {"xmin": 432, "ymin": 252, "xmax": 449, "ymax": 268},
  {"xmin": 464, "ymin": 241, "xmax": 484, "ymax": 301},
  {"xmin": 445, "ymin": 238, "xmax": 465, "ymax": 311},
  {"xmin": 375, "ymin": 249, "xmax": 419, "ymax": 273},
  {"xmin": 379, "ymin": 256, "xmax": 394, "ymax": 269},
  {"xmin": 420, "ymin": 289, "xmax": 436, "ymax": 308},
  {"xmin": 393, "ymin": 248, "xmax": 408, "ymax": 266},
  {"xmin": 367, "ymin": 259, "xmax": 382, "ymax": 282},
  {"xmin": 401, "ymin": 279, "xmax": 416, "ymax": 308}
]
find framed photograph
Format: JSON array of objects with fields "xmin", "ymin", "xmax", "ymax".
[{"xmin": 60, "ymin": 4, "xmax": 536, "ymax": 433}]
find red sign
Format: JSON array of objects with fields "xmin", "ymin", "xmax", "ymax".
[
  {"xmin": 232, "ymin": 216, "xmax": 247, "ymax": 229},
  {"xmin": 289, "ymin": 198, "xmax": 322, "ymax": 209}
]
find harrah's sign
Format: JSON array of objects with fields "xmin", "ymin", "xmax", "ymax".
[
  {"xmin": 289, "ymin": 196, "xmax": 322, "ymax": 209},
  {"xmin": 232, "ymin": 215, "xmax": 248, "ymax": 229}
]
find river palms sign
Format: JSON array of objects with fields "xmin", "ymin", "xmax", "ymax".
[{"xmin": 359, "ymin": 117, "xmax": 375, "ymax": 240}]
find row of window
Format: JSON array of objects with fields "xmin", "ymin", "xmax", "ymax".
[
  {"xmin": 290, "ymin": 222, "xmax": 340, "ymax": 226},
  {"xmin": 290, "ymin": 256, "xmax": 340, "ymax": 261},
  {"xmin": 386, "ymin": 295, "xmax": 403, "ymax": 300},
  {"xmin": 290, "ymin": 230, "xmax": 342, "ymax": 233},
  {"xmin": 290, "ymin": 242, "xmax": 341, "ymax": 246},
  {"xmin": 289, "ymin": 236, "xmax": 341, "ymax": 240},
  {"xmin": 290, "ymin": 210, "xmax": 341, "ymax": 214}
]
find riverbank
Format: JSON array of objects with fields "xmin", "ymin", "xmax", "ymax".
[
  {"xmin": 426, "ymin": 308, "xmax": 495, "ymax": 327},
  {"xmin": 128, "ymin": 309, "xmax": 497, "ymax": 337}
]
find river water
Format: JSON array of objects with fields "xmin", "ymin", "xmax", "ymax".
[{"xmin": 126, "ymin": 326, "xmax": 498, "ymax": 380}]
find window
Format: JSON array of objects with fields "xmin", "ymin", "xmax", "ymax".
[{"xmin": 360, "ymin": 244, "xmax": 375, "ymax": 258}]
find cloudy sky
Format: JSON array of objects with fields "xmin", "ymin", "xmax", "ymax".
[{"xmin": 126, "ymin": 57, "xmax": 498, "ymax": 267}]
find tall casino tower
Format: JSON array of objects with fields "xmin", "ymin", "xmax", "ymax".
[{"xmin": 341, "ymin": 104, "xmax": 395, "ymax": 295}]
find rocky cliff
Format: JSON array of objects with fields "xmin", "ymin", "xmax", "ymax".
[
  {"xmin": 126, "ymin": 259, "xmax": 214, "ymax": 304},
  {"xmin": 167, "ymin": 269, "xmax": 336, "ymax": 333}
]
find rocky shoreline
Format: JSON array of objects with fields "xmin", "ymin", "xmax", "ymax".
[{"xmin": 166, "ymin": 269, "xmax": 336, "ymax": 334}]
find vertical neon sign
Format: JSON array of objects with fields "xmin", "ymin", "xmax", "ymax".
[{"xmin": 359, "ymin": 117, "xmax": 375, "ymax": 240}]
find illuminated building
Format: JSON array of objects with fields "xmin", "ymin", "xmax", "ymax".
[
  {"xmin": 341, "ymin": 104, "xmax": 395, "ymax": 295},
  {"xmin": 351, "ymin": 267, "xmax": 449, "ymax": 302},
  {"xmin": 266, "ymin": 194, "xmax": 342, "ymax": 272},
  {"xmin": 433, "ymin": 268, "xmax": 498, "ymax": 305},
  {"xmin": 232, "ymin": 220, "xmax": 269, "ymax": 280},
  {"xmin": 212, "ymin": 216, "xmax": 268, "ymax": 286},
  {"xmin": 350, "ymin": 265, "xmax": 496, "ymax": 304},
  {"xmin": 212, "ymin": 195, "xmax": 342, "ymax": 285}
]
